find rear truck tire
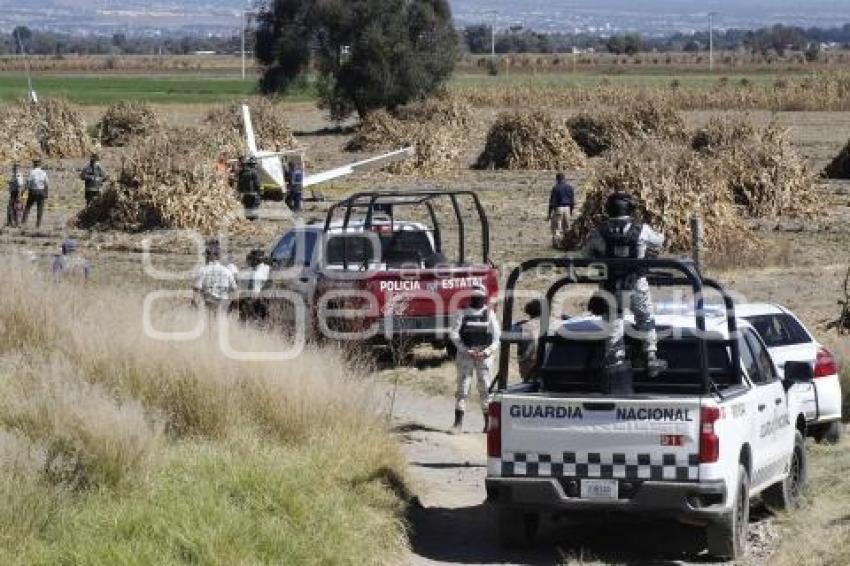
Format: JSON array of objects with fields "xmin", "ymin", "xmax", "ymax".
[
  {"xmin": 814, "ymin": 421, "xmax": 842, "ymax": 444},
  {"xmin": 706, "ymin": 464, "xmax": 750, "ymax": 560},
  {"xmin": 496, "ymin": 506, "xmax": 540, "ymax": 549},
  {"xmin": 763, "ymin": 430, "xmax": 807, "ymax": 512}
]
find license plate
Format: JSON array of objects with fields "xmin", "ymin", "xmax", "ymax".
[{"xmin": 580, "ymin": 479, "xmax": 619, "ymax": 500}]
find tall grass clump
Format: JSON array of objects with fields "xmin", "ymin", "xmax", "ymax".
[{"xmin": 0, "ymin": 261, "xmax": 408, "ymax": 564}]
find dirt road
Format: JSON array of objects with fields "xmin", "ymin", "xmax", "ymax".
[{"xmin": 385, "ymin": 381, "xmax": 780, "ymax": 566}]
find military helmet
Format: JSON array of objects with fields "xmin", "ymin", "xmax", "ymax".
[{"xmin": 605, "ymin": 191, "xmax": 635, "ymax": 218}]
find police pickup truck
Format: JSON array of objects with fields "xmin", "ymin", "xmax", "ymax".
[
  {"xmin": 486, "ymin": 258, "xmax": 810, "ymax": 559},
  {"xmin": 266, "ymin": 191, "xmax": 498, "ymax": 351}
]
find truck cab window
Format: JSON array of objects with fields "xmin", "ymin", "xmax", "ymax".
[
  {"xmin": 272, "ymin": 231, "xmax": 317, "ymax": 267},
  {"xmin": 743, "ymin": 329, "xmax": 778, "ymax": 384}
]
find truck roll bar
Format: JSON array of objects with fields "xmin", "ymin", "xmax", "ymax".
[{"xmin": 496, "ymin": 257, "xmax": 741, "ymax": 396}]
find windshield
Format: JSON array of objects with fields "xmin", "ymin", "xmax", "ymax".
[{"xmin": 745, "ymin": 314, "xmax": 811, "ymax": 348}]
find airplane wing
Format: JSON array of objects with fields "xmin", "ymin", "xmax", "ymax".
[
  {"xmin": 303, "ymin": 147, "xmax": 415, "ymax": 187},
  {"xmin": 242, "ymin": 104, "xmax": 259, "ymax": 155}
]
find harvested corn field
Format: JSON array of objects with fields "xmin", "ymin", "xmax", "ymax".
[
  {"xmin": 475, "ymin": 110, "xmax": 585, "ymax": 170},
  {"xmin": 77, "ymin": 127, "xmax": 244, "ymax": 233},
  {"xmin": 98, "ymin": 101, "xmax": 161, "ymax": 147}
]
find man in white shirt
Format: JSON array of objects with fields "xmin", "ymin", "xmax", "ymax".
[
  {"xmin": 449, "ymin": 284, "xmax": 500, "ymax": 433},
  {"xmin": 194, "ymin": 242, "xmax": 238, "ymax": 314},
  {"xmin": 23, "ymin": 158, "xmax": 49, "ymax": 228}
]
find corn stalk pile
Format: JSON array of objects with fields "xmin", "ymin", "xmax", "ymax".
[
  {"xmin": 691, "ymin": 115, "xmax": 758, "ymax": 153},
  {"xmin": 567, "ymin": 100, "xmax": 688, "ymax": 157},
  {"xmin": 0, "ymin": 98, "xmax": 93, "ymax": 162},
  {"xmin": 475, "ymin": 109, "xmax": 586, "ymax": 170},
  {"xmin": 716, "ymin": 123, "xmax": 817, "ymax": 218},
  {"xmin": 824, "ymin": 139, "xmax": 850, "ymax": 179},
  {"xmin": 345, "ymin": 96, "xmax": 475, "ymax": 175},
  {"xmin": 98, "ymin": 100, "xmax": 161, "ymax": 147},
  {"xmin": 77, "ymin": 127, "xmax": 243, "ymax": 234},
  {"xmin": 568, "ymin": 139, "xmax": 758, "ymax": 254},
  {"xmin": 205, "ymin": 98, "xmax": 297, "ymax": 156}
]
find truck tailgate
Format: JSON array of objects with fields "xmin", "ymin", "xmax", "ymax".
[{"xmin": 496, "ymin": 394, "xmax": 702, "ymax": 483}]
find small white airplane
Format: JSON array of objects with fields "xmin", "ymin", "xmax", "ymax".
[{"xmin": 240, "ymin": 104, "xmax": 414, "ymax": 200}]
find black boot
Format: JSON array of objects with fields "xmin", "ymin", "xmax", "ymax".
[{"xmin": 451, "ymin": 410, "xmax": 464, "ymax": 434}]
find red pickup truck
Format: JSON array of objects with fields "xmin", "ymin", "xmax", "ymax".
[{"xmin": 266, "ymin": 191, "xmax": 499, "ymax": 352}]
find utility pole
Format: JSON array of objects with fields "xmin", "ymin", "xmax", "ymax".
[
  {"xmin": 709, "ymin": 11, "xmax": 717, "ymax": 72},
  {"xmin": 241, "ymin": 10, "xmax": 246, "ymax": 80}
]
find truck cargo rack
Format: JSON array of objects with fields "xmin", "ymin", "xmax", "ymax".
[{"xmin": 496, "ymin": 257, "xmax": 742, "ymax": 396}]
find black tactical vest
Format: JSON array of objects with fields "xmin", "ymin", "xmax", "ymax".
[
  {"xmin": 459, "ymin": 311, "xmax": 493, "ymax": 348},
  {"xmin": 599, "ymin": 218, "xmax": 643, "ymax": 259}
]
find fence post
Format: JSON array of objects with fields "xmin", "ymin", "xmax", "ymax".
[{"xmin": 690, "ymin": 215, "xmax": 704, "ymax": 273}]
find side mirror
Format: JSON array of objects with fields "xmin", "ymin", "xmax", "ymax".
[{"xmin": 784, "ymin": 361, "xmax": 814, "ymax": 384}]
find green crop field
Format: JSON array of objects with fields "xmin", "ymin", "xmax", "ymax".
[
  {"xmin": 0, "ymin": 68, "xmax": 791, "ymax": 106},
  {"xmin": 0, "ymin": 73, "xmax": 315, "ymax": 105}
]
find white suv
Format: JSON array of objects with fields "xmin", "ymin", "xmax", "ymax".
[{"xmin": 737, "ymin": 303, "xmax": 843, "ymax": 443}]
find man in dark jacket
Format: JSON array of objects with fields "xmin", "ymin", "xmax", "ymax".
[
  {"xmin": 236, "ymin": 157, "xmax": 263, "ymax": 220},
  {"xmin": 548, "ymin": 173, "xmax": 576, "ymax": 249},
  {"xmin": 80, "ymin": 153, "xmax": 106, "ymax": 205}
]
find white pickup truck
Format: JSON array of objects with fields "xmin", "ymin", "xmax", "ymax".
[{"xmin": 487, "ymin": 258, "xmax": 810, "ymax": 560}]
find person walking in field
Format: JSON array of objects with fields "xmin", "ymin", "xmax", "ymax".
[
  {"xmin": 51, "ymin": 238, "xmax": 92, "ymax": 281},
  {"xmin": 6, "ymin": 163, "xmax": 24, "ymax": 227},
  {"xmin": 449, "ymin": 284, "xmax": 500, "ymax": 434},
  {"xmin": 22, "ymin": 158, "xmax": 48, "ymax": 228},
  {"xmin": 80, "ymin": 153, "xmax": 106, "ymax": 205},
  {"xmin": 548, "ymin": 172, "xmax": 576, "ymax": 249},
  {"xmin": 193, "ymin": 241, "xmax": 238, "ymax": 316}
]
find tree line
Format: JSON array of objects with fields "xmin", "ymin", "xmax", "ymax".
[{"xmin": 463, "ymin": 23, "xmax": 850, "ymax": 55}]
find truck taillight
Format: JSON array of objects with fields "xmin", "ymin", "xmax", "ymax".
[
  {"xmin": 814, "ymin": 347, "xmax": 838, "ymax": 378},
  {"xmin": 487, "ymin": 402, "xmax": 501, "ymax": 458},
  {"xmin": 699, "ymin": 406, "xmax": 721, "ymax": 464}
]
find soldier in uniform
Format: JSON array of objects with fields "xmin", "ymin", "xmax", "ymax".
[
  {"xmin": 80, "ymin": 153, "xmax": 106, "ymax": 205},
  {"xmin": 236, "ymin": 156, "xmax": 263, "ymax": 220},
  {"xmin": 449, "ymin": 284, "xmax": 500, "ymax": 433},
  {"xmin": 583, "ymin": 191, "xmax": 666, "ymax": 377},
  {"xmin": 6, "ymin": 163, "xmax": 23, "ymax": 227},
  {"xmin": 285, "ymin": 159, "xmax": 304, "ymax": 214}
]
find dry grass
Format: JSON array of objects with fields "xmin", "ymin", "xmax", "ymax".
[
  {"xmin": 475, "ymin": 109, "xmax": 586, "ymax": 170},
  {"xmin": 205, "ymin": 97, "xmax": 298, "ymax": 155},
  {"xmin": 691, "ymin": 114, "xmax": 758, "ymax": 153},
  {"xmin": 455, "ymin": 71, "xmax": 850, "ymax": 112},
  {"xmin": 0, "ymin": 262, "xmax": 408, "ymax": 563}
]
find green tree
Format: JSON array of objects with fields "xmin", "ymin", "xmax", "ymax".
[{"xmin": 256, "ymin": 0, "xmax": 458, "ymax": 120}]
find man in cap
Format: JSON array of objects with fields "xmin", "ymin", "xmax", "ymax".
[
  {"xmin": 80, "ymin": 153, "xmax": 107, "ymax": 205},
  {"xmin": 22, "ymin": 157, "xmax": 48, "ymax": 228},
  {"xmin": 6, "ymin": 163, "xmax": 24, "ymax": 227},
  {"xmin": 51, "ymin": 238, "xmax": 92, "ymax": 281},
  {"xmin": 236, "ymin": 156, "xmax": 263, "ymax": 220},
  {"xmin": 583, "ymin": 190, "xmax": 666, "ymax": 377},
  {"xmin": 193, "ymin": 240, "xmax": 238, "ymax": 316},
  {"xmin": 548, "ymin": 172, "xmax": 576, "ymax": 249},
  {"xmin": 448, "ymin": 283, "xmax": 500, "ymax": 433}
]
